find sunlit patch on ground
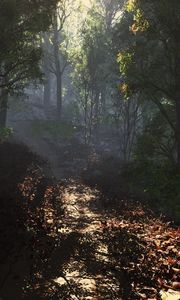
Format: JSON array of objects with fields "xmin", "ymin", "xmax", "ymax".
[
  {"xmin": 53, "ymin": 180, "xmax": 120, "ymax": 299},
  {"xmin": 1, "ymin": 153, "xmax": 179, "ymax": 299}
]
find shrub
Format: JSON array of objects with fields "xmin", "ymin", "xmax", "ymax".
[
  {"xmin": 31, "ymin": 121, "xmax": 77, "ymax": 139},
  {"xmin": 0, "ymin": 127, "xmax": 13, "ymax": 143},
  {"xmin": 122, "ymin": 161, "xmax": 180, "ymax": 223}
]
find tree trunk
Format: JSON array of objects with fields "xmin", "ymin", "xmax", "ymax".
[
  {"xmin": 56, "ymin": 67, "xmax": 62, "ymax": 119},
  {"xmin": 43, "ymin": 72, "xmax": 51, "ymax": 112},
  {"xmin": 94, "ymin": 90, "xmax": 100, "ymax": 132},
  {"xmin": 42, "ymin": 33, "xmax": 51, "ymax": 112},
  {"xmin": 0, "ymin": 89, "xmax": 8, "ymax": 127},
  {"xmin": 53, "ymin": 17, "xmax": 62, "ymax": 120},
  {"xmin": 101, "ymin": 88, "xmax": 106, "ymax": 117},
  {"xmin": 84, "ymin": 88, "xmax": 88, "ymax": 145},
  {"xmin": 174, "ymin": 35, "xmax": 180, "ymax": 170},
  {"xmin": 175, "ymin": 96, "xmax": 180, "ymax": 170}
]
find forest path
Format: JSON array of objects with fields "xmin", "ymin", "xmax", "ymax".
[
  {"xmin": 46, "ymin": 179, "xmax": 180, "ymax": 300},
  {"xmin": 52, "ymin": 180, "xmax": 121, "ymax": 300},
  {"xmin": 0, "ymin": 142, "xmax": 179, "ymax": 300}
]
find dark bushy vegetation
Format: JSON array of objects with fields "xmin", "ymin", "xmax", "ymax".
[
  {"xmin": 122, "ymin": 161, "xmax": 180, "ymax": 223},
  {"xmin": 83, "ymin": 153, "xmax": 180, "ymax": 224},
  {"xmin": 0, "ymin": 142, "xmax": 64, "ymax": 299}
]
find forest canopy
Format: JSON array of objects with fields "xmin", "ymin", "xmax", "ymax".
[
  {"xmin": 0, "ymin": 0, "xmax": 57, "ymax": 92},
  {"xmin": 1, "ymin": 0, "xmax": 180, "ymax": 171}
]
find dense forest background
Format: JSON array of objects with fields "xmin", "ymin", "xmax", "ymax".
[{"xmin": 0, "ymin": 0, "xmax": 179, "ymax": 299}]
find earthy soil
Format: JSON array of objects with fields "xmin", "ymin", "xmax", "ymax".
[{"xmin": 0, "ymin": 142, "xmax": 179, "ymax": 300}]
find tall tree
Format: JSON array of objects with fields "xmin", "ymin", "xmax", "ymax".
[
  {"xmin": 70, "ymin": 0, "xmax": 126, "ymax": 143},
  {"xmin": 0, "ymin": 0, "xmax": 57, "ymax": 126},
  {"xmin": 71, "ymin": 10, "xmax": 108, "ymax": 141},
  {"xmin": 42, "ymin": 0, "xmax": 73, "ymax": 119},
  {"xmin": 42, "ymin": 32, "xmax": 52, "ymax": 112},
  {"xmin": 117, "ymin": 0, "xmax": 180, "ymax": 169}
]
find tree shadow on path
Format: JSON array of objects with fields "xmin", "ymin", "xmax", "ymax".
[{"xmin": 0, "ymin": 144, "xmax": 179, "ymax": 300}]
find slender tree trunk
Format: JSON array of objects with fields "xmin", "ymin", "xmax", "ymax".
[
  {"xmin": 56, "ymin": 66, "xmax": 62, "ymax": 119},
  {"xmin": 84, "ymin": 95, "xmax": 88, "ymax": 145},
  {"xmin": 174, "ymin": 36, "xmax": 180, "ymax": 170},
  {"xmin": 175, "ymin": 96, "xmax": 180, "ymax": 170},
  {"xmin": 89, "ymin": 92, "xmax": 94, "ymax": 143},
  {"xmin": 94, "ymin": 89, "xmax": 100, "ymax": 134},
  {"xmin": 42, "ymin": 33, "xmax": 51, "ymax": 112},
  {"xmin": 0, "ymin": 89, "xmax": 8, "ymax": 127},
  {"xmin": 53, "ymin": 17, "xmax": 62, "ymax": 120},
  {"xmin": 43, "ymin": 72, "xmax": 51, "ymax": 112},
  {"xmin": 101, "ymin": 88, "xmax": 106, "ymax": 117}
]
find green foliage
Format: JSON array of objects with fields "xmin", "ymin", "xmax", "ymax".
[
  {"xmin": 71, "ymin": 8, "xmax": 109, "ymax": 91},
  {"xmin": 130, "ymin": 108, "xmax": 180, "ymax": 220},
  {"xmin": 0, "ymin": 127, "xmax": 13, "ymax": 143},
  {"xmin": 31, "ymin": 121, "xmax": 77, "ymax": 139},
  {"xmin": 70, "ymin": 1, "xmax": 123, "ymax": 141},
  {"xmin": 122, "ymin": 161, "xmax": 180, "ymax": 222},
  {"xmin": 134, "ymin": 110, "xmax": 176, "ymax": 163},
  {"xmin": 117, "ymin": 51, "xmax": 134, "ymax": 76},
  {"xmin": 116, "ymin": 0, "xmax": 180, "ymax": 111},
  {"xmin": 63, "ymin": 101, "xmax": 81, "ymax": 123},
  {"xmin": 0, "ymin": 0, "xmax": 57, "ymax": 93},
  {"xmin": 115, "ymin": 0, "xmax": 180, "ymax": 168},
  {"xmin": 126, "ymin": 0, "xmax": 137, "ymax": 12}
]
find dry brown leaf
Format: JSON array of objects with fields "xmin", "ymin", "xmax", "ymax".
[
  {"xmin": 172, "ymin": 268, "xmax": 180, "ymax": 274},
  {"xmin": 160, "ymin": 289, "xmax": 180, "ymax": 300},
  {"xmin": 172, "ymin": 282, "xmax": 180, "ymax": 290}
]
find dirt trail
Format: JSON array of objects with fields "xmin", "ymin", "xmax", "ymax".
[
  {"xmin": 53, "ymin": 180, "xmax": 120, "ymax": 300},
  {"xmin": 43, "ymin": 180, "xmax": 179, "ymax": 300},
  {"xmin": 0, "ymin": 143, "xmax": 179, "ymax": 300}
]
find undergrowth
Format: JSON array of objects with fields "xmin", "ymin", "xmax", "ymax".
[{"xmin": 31, "ymin": 121, "xmax": 77, "ymax": 139}]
